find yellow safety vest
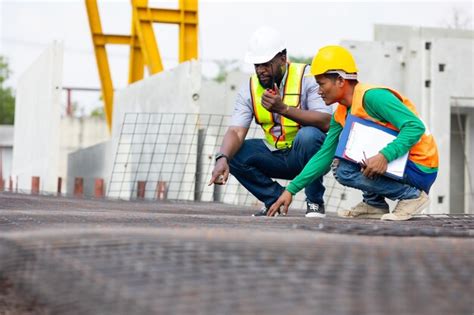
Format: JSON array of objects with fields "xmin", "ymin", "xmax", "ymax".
[
  {"xmin": 334, "ymin": 83, "xmax": 439, "ymax": 168},
  {"xmin": 250, "ymin": 63, "xmax": 307, "ymax": 149}
]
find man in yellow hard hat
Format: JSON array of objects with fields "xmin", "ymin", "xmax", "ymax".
[
  {"xmin": 208, "ymin": 26, "xmax": 332, "ymax": 217},
  {"xmin": 267, "ymin": 45, "xmax": 439, "ymax": 221}
]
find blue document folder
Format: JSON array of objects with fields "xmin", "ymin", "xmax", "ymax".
[{"xmin": 335, "ymin": 114, "xmax": 408, "ymax": 180}]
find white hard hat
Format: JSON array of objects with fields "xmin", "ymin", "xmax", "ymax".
[{"xmin": 244, "ymin": 26, "xmax": 286, "ymax": 64}]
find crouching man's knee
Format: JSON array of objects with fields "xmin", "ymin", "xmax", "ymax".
[
  {"xmin": 293, "ymin": 126, "xmax": 326, "ymax": 149},
  {"xmin": 332, "ymin": 159, "xmax": 360, "ymax": 186}
]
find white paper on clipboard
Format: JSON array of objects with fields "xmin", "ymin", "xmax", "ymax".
[{"xmin": 344, "ymin": 122, "xmax": 408, "ymax": 179}]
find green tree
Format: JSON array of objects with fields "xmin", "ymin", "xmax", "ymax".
[
  {"xmin": 90, "ymin": 106, "xmax": 105, "ymax": 119},
  {"xmin": 289, "ymin": 55, "xmax": 312, "ymax": 64},
  {"xmin": 0, "ymin": 56, "xmax": 15, "ymax": 125},
  {"xmin": 213, "ymin": 60, "xmax": 239, "ymax": 83}
]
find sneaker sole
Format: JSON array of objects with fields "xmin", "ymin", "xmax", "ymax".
[
  {"xmin": 381, "ymin": 213, "xmax": 412, "ymax": 221},
  {"xmin": 305, "ymin": 213, "xmax": 326, "ymax": 218},
  {"xmin": 338, "ymin": 213, "xmax": 385, "ymax": 219},
  {"xmin": 252, "ymin": 213, "xmax": 280, "ymax": 217}
]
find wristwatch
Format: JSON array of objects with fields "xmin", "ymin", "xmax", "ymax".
[{"xmin": 215, "ymin": 153, "xmax": 229, "ymax": 163}]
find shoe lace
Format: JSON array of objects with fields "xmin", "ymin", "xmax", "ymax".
[{"xmin": 307, "ymin": 202, "xmax": 319, "ymax": 211}]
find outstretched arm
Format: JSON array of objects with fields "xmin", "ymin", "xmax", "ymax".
[{"xmin": 266, "ymin": 117, "xmax": 343, "ymax": 216}]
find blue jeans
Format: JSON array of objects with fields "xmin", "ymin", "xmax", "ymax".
[
  {"xmin": 332, "ymin": 159, "xmax": 436, "ymax": 209},
  {"xmin": 229, "ymin": 126, "xmax": 326, "ymax": 208}
]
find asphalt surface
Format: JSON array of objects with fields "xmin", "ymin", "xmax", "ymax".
[{"xmin": 0, "ymin": 192, "xmax": 473, "ymax": 315}]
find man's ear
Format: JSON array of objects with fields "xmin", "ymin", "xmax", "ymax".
[
  {"xmin": 279, "ymin": 53, "xmax": 287, "ymax": 64},
  {"xmin": 336, "ymin": 76, "xmax": 345, "ymax": 87}
]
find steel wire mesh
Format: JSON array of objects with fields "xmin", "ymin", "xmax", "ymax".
[
  {"xmin": 108, "ymin": 113, "xmax": 348, "ymax": 212},
  {"xmin": 1, "ymin": 228, "xmax": 473, "ymax": 315},
  {"xmin": 1, "ymin": 193, "xmax": 473, "ymax": 314}
]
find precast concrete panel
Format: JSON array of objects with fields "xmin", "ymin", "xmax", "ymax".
[
  {"xmin": 112, "ymin": 60, "xmax": 201, "ymax": 138},
  {"xmin": 341, "ymin": 40, "xmax": 404, "ymax": 89},
  {"xmin": 0, "ymin": 147, "xmax": 13, "ymax": 183},
  {"xmin": 374, "ymin": 24, "xmax": 474, "ymax": 46},
  {"xmin": 12, "ymin": 42, "xmax": 63, "ymax": 193},
  {"xmin": 225, "ymin": 71, "xmax": 249, "ymax": 114},
  {"xmin": 374, "ymin": 24, "xmax": 474, "ymax": 114},
  {"xmin": 466, "ymin": 114, "xmax": 474, "ymax": 213},
  {"xmin": 199, "ymin": 80, "xmax": 226, "ymax": 115},
  {"xmin": 110, "ymin": 61, "xmax": 201, "ymax": 200},
  {"xmin": 430, "ymin": 38, "xmax": 474, "ymax": 213},
  {"xmin": 0, "ymin": 125, "xmax": 14, "ymax": 182},
  {"xmin": 67, "ymin": 140, "xmax": 113, "ymax": 198},
  {"xmin": 59, "ymin": 116, "xmax": 109, "ymax": 192}
]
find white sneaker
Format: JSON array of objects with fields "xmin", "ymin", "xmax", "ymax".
[
  {"xmin": 338, "ymin": 202, "xmax": 388, "ymax": 219},
  {"xmin": 381, "ymin": 191, "xmax": 429, "ymax": 221}
]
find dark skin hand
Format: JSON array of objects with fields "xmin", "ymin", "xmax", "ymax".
[
  {"xmin": 208, "ymin": 126, "xmax": 248, "ymax": 186},
  {"xmin": 208, "ymin": 158, "xmax": 229, "ymax": 185},
  {"xmin": 267, "ymin": 190, "xmax": 292, "ymax": 216},
  {"xmin": 261, "ymin": 84, "xmax": 288, "ymax": 114},
  {"xmin": 361, "ymin": 153, "xmax": 388, "ymax": 179}
]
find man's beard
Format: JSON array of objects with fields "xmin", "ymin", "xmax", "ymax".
[
  {"xmin": 258, "ymin": 77, "xmax": 274, "ymax": 89},
  {"xmin": 258, "ymin": 65, "xmax": 282, "ymax": 89}
]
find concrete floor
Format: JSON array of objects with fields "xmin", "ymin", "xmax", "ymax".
[{"xmin": 0, "ymin": 192, "xmax": 473, "ymax": 315}]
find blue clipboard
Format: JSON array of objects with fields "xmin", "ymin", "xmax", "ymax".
[{"xmin": 335, "ymin": 114, "xmax": 406, "ymax": 180}]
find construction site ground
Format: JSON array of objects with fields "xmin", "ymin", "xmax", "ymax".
[{"xmin": 0, "ymin": 192, "xmax": 473, "ymax": 315}]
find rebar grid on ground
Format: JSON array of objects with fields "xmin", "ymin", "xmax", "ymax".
[
  {"xmin": 108, "ymin": 113, "xmax": 348, "ymax": 212},
  {"xmin": 0, "ymin": 193, "xmax": 473, "ymax": 315}
]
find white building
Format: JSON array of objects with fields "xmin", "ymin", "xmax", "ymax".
[{"xmin": 0, "ymin": 125, "xmax": 14, "ymax": 188}]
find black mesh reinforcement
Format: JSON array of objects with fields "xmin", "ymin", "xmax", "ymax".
[{"xmin": 1, "ymin": 192, "xmax": 473, "ymax": 315}]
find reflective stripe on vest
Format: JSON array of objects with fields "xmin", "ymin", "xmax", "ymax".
[
  {"xmin": 250, "ymin": 63, "xmax": 307, "ymax": 149},
  {"xmin": 333, "ymin": 83, "xmax": 439, "ymax": 168}
]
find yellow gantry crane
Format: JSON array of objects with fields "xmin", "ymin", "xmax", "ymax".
[{"xmin": 85, "ymin": 0, "xmax": 198, "ymax": 131}]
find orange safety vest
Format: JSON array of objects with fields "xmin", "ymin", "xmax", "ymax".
[
  {"xmin": 333, "ymin": 83, "xmax": 439, "ymax": 168},
  {"xmin": 250, "ymin": 63, "xmax": 307, "ymax": 149}
]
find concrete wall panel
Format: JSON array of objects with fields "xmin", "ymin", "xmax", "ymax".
[
  {"xmin": 430, "ymin": 38, "xmax": 474, "ymax": 213},
  {"xmin": 12, "ymin": 42, "xmax": 63, "ymax": 192},
  {"xmin": 67, "ymin": 140, "xmax": 112, "ymax": 198},
  {"xmin": 342, "ymin": 40, "xmax": 404, "ymax": 89},
  {"xmin": 109, "ymin": 61, "xmax": 201, "ymax": 200},
  {"xmin": 112, "ymin": 60, "xmax": 201, "ymax": 138}
]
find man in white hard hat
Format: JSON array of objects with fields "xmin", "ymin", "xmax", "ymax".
[{"xmin": 208, "ymin": 26, "xmax": 332, "ymax": 217}]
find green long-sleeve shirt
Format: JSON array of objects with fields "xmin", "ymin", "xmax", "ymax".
[{"xmin": 287, "ymin": 88, "xmax": 434, "ymax": 195}]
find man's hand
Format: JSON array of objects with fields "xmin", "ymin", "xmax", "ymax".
[
  {"xmin": 267, "ymin": 190, "xmax": 293, "ymax": 216},
  {"xmin": 208, "ymin": 159, "xmax": 229, "ymax": 185},
  {"xmin": 361, "ymin": 153, "xmax": 388, "ymax": 179},
  {"xmin": 261, "ymin": 84, "xmax": 288, "ymax": 114}
]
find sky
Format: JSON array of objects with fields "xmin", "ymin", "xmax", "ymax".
[{"xmin": 0, "ymin": 0, "xmax": 472, "ymax": 114}]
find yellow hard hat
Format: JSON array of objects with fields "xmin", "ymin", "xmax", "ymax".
[{"xmin": 309, "ymin": 45, "xmax": 358, "ymax": 76}]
